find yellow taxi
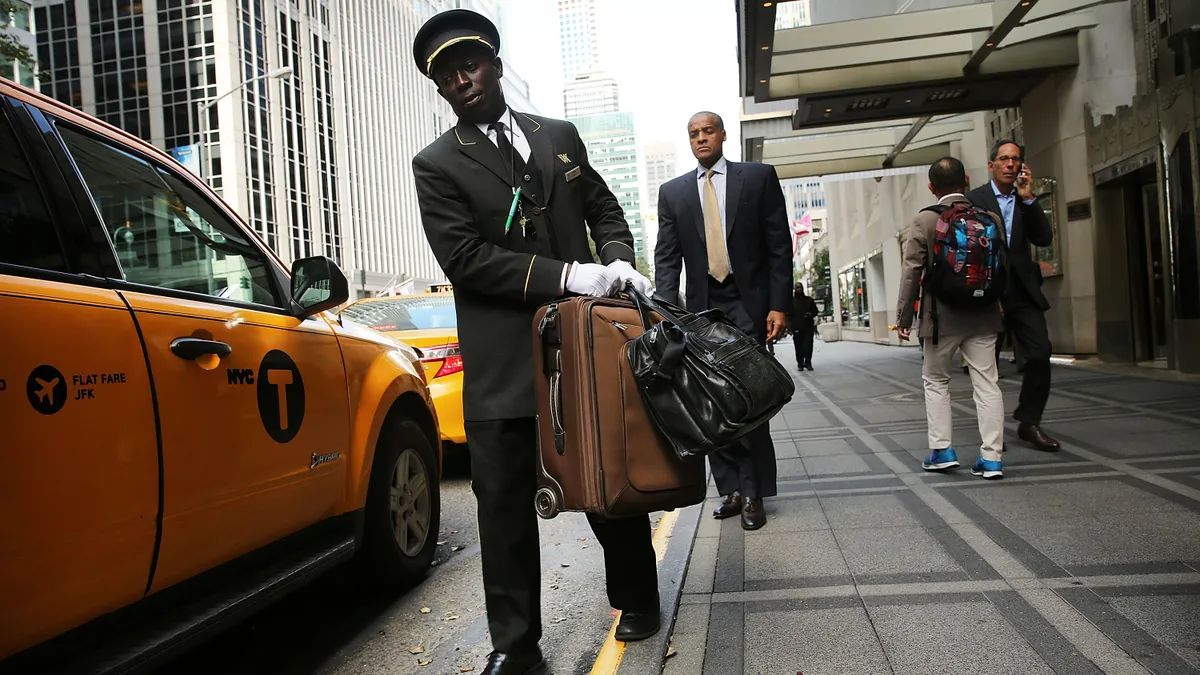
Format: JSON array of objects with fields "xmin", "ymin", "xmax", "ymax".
[
  {"xmin": 0, "ymin": 79, "xmax": 442, "ymax": 672},
  {"xmin": 340, "ymin": 291, "xmax": 465, "ymax": 448}
]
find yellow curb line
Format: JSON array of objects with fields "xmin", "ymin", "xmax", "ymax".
[{"xmin": 588, "ymin": 509, "xmax": 679, "ymax": 675}]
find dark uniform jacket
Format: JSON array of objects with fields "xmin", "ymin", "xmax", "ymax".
[
  {"xmin": 412, "ymin": 111, "xmax": 636, "ymax": 421},
  {"xmin": 789, "ymin": 295, "xmax": 818, "ymax": 333},
  {"xmin": 967, "ymin": 182, "xmax": 1053, "ymax": 311}
]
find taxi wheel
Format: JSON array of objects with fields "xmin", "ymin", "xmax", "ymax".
[{"xmin": 361, "ymin": 418, "xmax": 440, "ymax": 590}]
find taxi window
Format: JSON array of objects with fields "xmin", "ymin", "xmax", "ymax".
[
  {"xmin": 341, "ymin": 295, "xmax": 458, "ymax": 332},
  {"xmin": 0, "ymin": 107, "xmax": 67, "ymax": 272},
  {"xmin": 57, "ymin": 125, "xmax": 281, "ymax": 309}
]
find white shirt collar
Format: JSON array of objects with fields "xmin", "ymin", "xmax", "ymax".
[
  {"xmin": 476, "ymin": 107, "xmax": 523, "ymax": 138},
  {"xmin": 940, "ymin": 193, "xmax": 966, "ymax": 202},
  {"xmin": 696, "ymin": 155, "xmax": 728, "ymax": 179}
]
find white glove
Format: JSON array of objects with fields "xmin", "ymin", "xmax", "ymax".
[
  {"xmin": 565, "ymin": 262, "xmax": 620, "ymax": 297},
  {"xmin": 607, "ymin": 259, "xmax": 652, "ymax": 295}
]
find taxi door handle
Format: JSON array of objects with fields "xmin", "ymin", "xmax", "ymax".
[{"xmin": 170, "ymin": 337, "xmax": 232, "ymax": 361}]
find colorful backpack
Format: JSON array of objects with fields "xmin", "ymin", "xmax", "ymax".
[{"xmin": 920, "ymin": 203, "xmax": 1008, "ymax": 309}]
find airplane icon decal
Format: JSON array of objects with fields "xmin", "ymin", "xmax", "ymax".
[
  {"xmin": 33, "ymin": 377, "xmax": 59, "ymax": 405},
  {"xmin": 27, "ymin": 365, "xmax": 67, "ymax": 415}
]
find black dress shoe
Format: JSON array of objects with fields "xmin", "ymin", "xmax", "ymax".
[
  {"xmin": 482, "ymin": 650, "xmax": 548, "ymax": 675},
  {"xmin": 713, "ymin": 492, "xmax": 741, "ymax": 519},
  {"xmin": 741, "ymin": 497, "xmax": 766, "ymax": 530},
  {"xmin": 615, "ymin": 609, "xmax": 661, "ymax": 642},
  {"xmin": 806, "ymin": 363, "xmax": 814, "ymax": 371},
  {"xmin": 1018, "ymin": 423, "xmax": 1061, "ymax": 452}
]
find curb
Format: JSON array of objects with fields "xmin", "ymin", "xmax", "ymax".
[{"xmin": 612, "ymin": 499, "xmax": 704, "ymax": 675}]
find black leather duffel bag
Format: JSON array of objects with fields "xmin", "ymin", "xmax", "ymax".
[{"xmin": 623, "ymin": 286, "xmax": 795, "ymax": 460}]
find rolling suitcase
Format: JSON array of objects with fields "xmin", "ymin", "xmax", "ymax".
[{"xmin": 531, "ymin": 295, "xmax": 707, "ymax": 519}]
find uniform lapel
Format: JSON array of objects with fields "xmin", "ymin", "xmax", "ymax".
[
  {"xmin": 724, "ymin": 162, "xmax": 743, "ymax": 241},
  {"xmin": 515, "ymin": 112, "xmax": 555, "ymax": 203},
  {"xmin": 454, "ymin": 122, "xmax": 512, "ymax": 187}
]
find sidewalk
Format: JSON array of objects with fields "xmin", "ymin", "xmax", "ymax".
[{"xmin": 626, "ymin": 340, "xmax": 1200, "ymax": 675}]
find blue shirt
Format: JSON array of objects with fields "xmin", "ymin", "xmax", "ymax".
[{"xmin": 991, "ymin": 179, "xmax": 1036, "ymax": 244}]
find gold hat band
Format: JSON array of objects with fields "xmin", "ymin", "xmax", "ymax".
[{"xmin": 425, "ymin": 36, "xmax": 496, "ymax": 76}]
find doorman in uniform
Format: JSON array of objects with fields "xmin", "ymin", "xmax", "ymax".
[
  {"xmin": 411, "ymin": 10, "xmax": 659, "ymax": 675},
  {"xmin": 790, "ymin": 282, "xmax": 818, "ymax": 371},
  {"xmin": 653, "ymin": 111, "xmax": 792, "ymax": 531}
]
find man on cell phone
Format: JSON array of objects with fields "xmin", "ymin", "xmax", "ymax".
[{"xmin": 967, "ymin": 140, "xmax": 1061, "ymax": 452}]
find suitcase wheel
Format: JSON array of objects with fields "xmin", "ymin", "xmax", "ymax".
[{"xmin": 535, "ymin": 486, "xmax": 560, "ymax": 520}]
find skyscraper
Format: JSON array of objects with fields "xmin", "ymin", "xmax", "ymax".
[
  {"xmin": 573, "ymin": 111, "xmax": 643, "ymax": 260},
  {"xmin": 31, "ymin": 0, "xmax": 460, "ymax": 296},
  {"xmin": 774, "ymin": 0, "xmax": 811, "ymax": 29},
  {"xmin": 642, "ymin": 141, "xmax": 675, "ymax": 214},
  {"xmin": 556, "ymin": 0, "xmax": 599, "ymax": 81},
  {"xmin": 563, "ymin": 70, "xmax": 617, "ymax": 118}
]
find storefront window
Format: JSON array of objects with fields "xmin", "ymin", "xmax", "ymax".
[{"xmin": 838, "ymin": 262, "xmax": 869, "ymax": 328}]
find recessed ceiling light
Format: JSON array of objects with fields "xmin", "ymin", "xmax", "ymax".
[
  {"xmin": 759, "ymin": 79, "xmax": 767, "ymax": 83},
  {"xmin": 905, "ymin": 99, "xmax": 912, "ymax": 103},
  {"xmin": 986, "ymin": 42, "xmax": 994, "ymax": 47},
  {"xmin": 764, "ymin": 1, "xmax": 773, "ymax": 6},
  {"xmin": 761, "ymin": 45, "xmax": 769, "ymax": 50},
  {"xmin": 825, "ymin": 108, "xmax": 832, "ymax": 112}
]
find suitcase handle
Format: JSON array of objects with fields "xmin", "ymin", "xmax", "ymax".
[{"xmin": 549, "ymin": 353, "xmax": 566, "ymax": 455}]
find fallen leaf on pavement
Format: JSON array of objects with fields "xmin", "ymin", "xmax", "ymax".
[
  {"xmin": 452, "ymin": 545, "xmax": 465, "ymax": 551},
  {"xmin": 551, "ymin": 617, "xmax": 567, "ymax": 623},
  {"xmin": 665, "ymin": 646, "xmax": 677, "ymax": 659},
  {"xmin": 437, "ymin": 540, "xmax": 447, "ymax": 545},
  {"xmin": 549, "ymin": 584, "xmax": 560, "ymax": 590},
  {"xmin": 445, "ymin": 615, "xmax": 460, "ymax": 621},
  {"xmin": 418, "ymin": 658, "xmax": 433, "ymax": 666},
  {"xmin": 408, "ymin": 646, "xmax": 425, "ymax": 654},
  {"xmin": 561, "ymin": 563, "xmax": 570, "ymax": 568},
  {"xmin": 419, "ymin": 607, "xmax": 432, "ymax": 614},
  {"xmin": 459, "ymin": 667, "xmax": 474, "ymax": 673},
  {"xmin": 450, "ymin": 530, "xmax": 458, "ymax": 534}
]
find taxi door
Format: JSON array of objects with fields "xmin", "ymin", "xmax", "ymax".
[
  {"xmin": 0, "ymin": 100, "xmax": 157, "ymax": 658},
  {"xmin": 53, "ymin": 122, "xmax": 351, "ymax": 594}
]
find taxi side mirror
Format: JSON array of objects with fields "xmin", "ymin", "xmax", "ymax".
[{"xmin": 290, "ymin": 255, "xmax": 349, "ymax": 318}]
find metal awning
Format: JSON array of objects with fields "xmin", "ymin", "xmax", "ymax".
[{"xmin": 737, "ymin": 0, "xmax": 1117, "ymax": 175}]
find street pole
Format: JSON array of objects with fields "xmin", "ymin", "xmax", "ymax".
[{"xmin": 194, "ymin": 66, "xmax": 293, "ymax": 187}]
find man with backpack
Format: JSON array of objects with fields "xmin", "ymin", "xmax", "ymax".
[{"xmin": 895, "ymin": 157, "xmax": 1006, "ymax": 479}]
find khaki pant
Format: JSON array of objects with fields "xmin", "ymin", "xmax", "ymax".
[{"xmin": 922, "ymin": 333, "xmax": 1004, "ymax": 462}]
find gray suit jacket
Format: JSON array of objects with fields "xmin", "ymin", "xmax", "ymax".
[{"xmin": 895, "ymin": 195, "xmax": 1004, "ymax": 339}]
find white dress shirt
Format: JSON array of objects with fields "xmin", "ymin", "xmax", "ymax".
[
  {"xmin": 696, "ymin": 155, "xmax": 732, "ymax": 272},
  {"xmin": 476, "ymin": 108, "xmax": 531, "ymax": 163}
]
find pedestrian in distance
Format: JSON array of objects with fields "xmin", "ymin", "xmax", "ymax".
[
  {"xmin": 410, "ymin": 10, "xmax": 659, "ymax": 675},
  {"xmin": 967, "ymin": 140, "xmax": 1061, "ymax": 452},
  {"xmin": 789, "ymin": 282, "xmax": 818, "ymax": 371},
  {"xmin": 895, "ymin": 156, "xmax": 1006, "ymax": 480},
  {"xmin": 653, "ymin": 111, "xmax": 792, "ymax": 530}
]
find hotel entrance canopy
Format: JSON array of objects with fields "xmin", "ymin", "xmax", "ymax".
[{"xmin": 738, "ymin": 0, "xmax": 1115, "ymax": 175}]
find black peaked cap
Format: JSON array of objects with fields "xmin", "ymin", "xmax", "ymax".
[{"xmin": 413, "ymin": 8, "xmax": 500, "ymax": 79}]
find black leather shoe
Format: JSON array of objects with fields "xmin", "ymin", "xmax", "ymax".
[
  {"xmin": 713, "ymin": 492, "xmax": 741, "ymax": 519},
  {"xmin": 615, "ymin": 610, "xmax": 661, "ymax": 642},
  {"xmin": 741, "ymin": 497, "xmax": 766, "ymax": 530},
  {"xmin": 482, "ymin": 650, "xmax": 548, "ymax": 675},
  {"xmin": 1019, "ymin": 424, "xmax": 1061, "ymax": 452},
  {"xmin": 806, "ymin": 363, "xmax": 814, "ymax": 371}
]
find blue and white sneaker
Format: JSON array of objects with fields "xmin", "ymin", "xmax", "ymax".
[
  {"xmin": 971, "ymin": 458, "xmax": 1004, "ymax": 479},
  {"xmin": 922, "ymin": 448, "xmax": 960, "ymax": 471}
]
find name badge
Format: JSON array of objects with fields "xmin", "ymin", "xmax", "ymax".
[{"xmin": 565, "ymin": 166, "xmax": 582, "ymax": 182}]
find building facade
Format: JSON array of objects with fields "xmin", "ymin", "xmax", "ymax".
[
  {"xmin": 28, "ymin": 0, "xmax": 540, "ymax": 298},
  {"xmin": 556, "ymin": 0, "xmax": 598, "ymax": 81},
  {"xmin": 1, "ymin": 0, "xmax": 37, "ymax": 88},
  {"xmin": 563, "ymin": 70, "xmax": 616, "ymax": 118},
  {"xmin": 572, "ymin": 111, "xmax": 645, "ymax": 262},
  {"xmin": 640, "ymin": 140, "xmax": 675, "ymax": 267}
]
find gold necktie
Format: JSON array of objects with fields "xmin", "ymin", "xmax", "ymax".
[{"xmin": 703, "ymin": 169, "xmax": 730, "ymax": 282}]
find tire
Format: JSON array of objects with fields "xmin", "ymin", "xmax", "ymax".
[{"xmin": 359, "ymin": 418, "xmax": 440, "ymax": 591}]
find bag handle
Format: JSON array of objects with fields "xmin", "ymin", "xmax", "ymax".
[{"xmin": 623, "ymin": 283, "xmax": 690, "ymax": 331}]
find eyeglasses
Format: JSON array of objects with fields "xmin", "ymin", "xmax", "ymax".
[{"xmin": 994, "ymin": 155, "xmax": 1022, "ymax": 164}]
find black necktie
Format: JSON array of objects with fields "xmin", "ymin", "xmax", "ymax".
[{"xmin": 489, "ymin": 122, "xmax": 521, "ymax": 178}]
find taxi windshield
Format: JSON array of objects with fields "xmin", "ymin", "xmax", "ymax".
[{"xmin": 341, "ymin": 295, "xmax": 457, "ymax": 332}]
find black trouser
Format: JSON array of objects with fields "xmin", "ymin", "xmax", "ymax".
[
  {"xmin": 463, "ymin": 417, "xmax": 659, "ymax": 654},
  {"xmin": 793, "ymin": 326, "xmax": 814, "ymax": 366},
  {"xmin": 1001, "ymin": 290, "xmax": 1052, "ymax": 425},
  {"xmin": 705, "ymin": 276, "xmax": 779, "ymax": 500}
]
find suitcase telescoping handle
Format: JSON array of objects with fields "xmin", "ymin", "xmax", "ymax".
[{"xmin": 539, "ymin": 305, "xmax": 567, "ymax": 456}]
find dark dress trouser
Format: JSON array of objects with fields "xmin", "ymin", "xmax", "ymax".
[
  {"xmin": 1001, "ymin": 285, "xmax": 1052, "ymax": 425},
  {"xmin": 793, "ymin": 326, "xmax": 814, "ymax": 366},
  {"xmin": 463, "ymin": 417, "xmax": 659, "ymax": 654},
  {"xmin": 704, "ymin": 275, "xmax": 779, "ymax": 500}
]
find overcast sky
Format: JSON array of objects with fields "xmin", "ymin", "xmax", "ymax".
[{"xmin": 498, "ymin": 0, "xmax": 745, "ymax": 175}]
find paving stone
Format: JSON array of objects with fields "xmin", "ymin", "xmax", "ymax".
[
  {"xmin": 744, "ymin": 530, "xmax": 848, "ymax": 583},
  {"xmin": 836, "ymin": 526, "xmax": 961, "ymax": 578},
  {"xmin": 1105, "ymin": 593, "xmax": 1200, "ymax": 670},
  {"xmin": 820, "ymin": 494, "xmax": 922, "ymax": 530},
  {"xmin": 748, "ymin": 496, "xmax": 828, "ymax": 534},
  {"xmin": 796, "ymin": 438, "xmax": 857, "ymax": 457},
  {"xmin": 803, "ymin": 454, "xmax": 872, "ymax": 477},
  {"xmin": 744, "ymin": 607, "xmax": 891, "ymax": 675},
  {"xmin": 868, "ymin": 600, "xmax": 1056, "ymax": 674}
]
